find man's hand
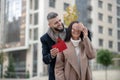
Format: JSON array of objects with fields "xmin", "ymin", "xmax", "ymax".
[{"xmin": 50, "ymin": 48, "xmax": 59, "ymax": 58}]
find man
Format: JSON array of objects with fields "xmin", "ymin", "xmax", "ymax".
[{"xmin": 40, "ymin": 12, "xmax": 66, "ymax": 80}]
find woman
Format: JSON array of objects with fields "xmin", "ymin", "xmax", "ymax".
[{"xmin": 55, "ymin": 21, "xmax": 96, "ymax": 80}]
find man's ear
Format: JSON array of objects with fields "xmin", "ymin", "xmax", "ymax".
[
  {"xmin": 48, "ymin": 23, "xmax": 52, "ymax": 27},
  {"xmin": 48, "ymin": 23, "xmax": 50, "ymax": 27}
]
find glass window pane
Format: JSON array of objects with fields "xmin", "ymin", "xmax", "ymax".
[
  {"xmin": 117, "ymin": 30, "xmax": 120, "ymax": 40},
  {"xmin": 108, "ymin": 16, "xmax": 112, "ymax": 23},
  {"xmin": 64, "ymin": 3, "xmax": 69, "ymax": 10},
  {"xmin": 34, "ymin": 28, "xmax": 38, "ymax": 40},
  {"xmin": 30, "ymin": 0, "xmax": 33, "ymax": 10},
  {"xmin": 108, "ymin": 3, "xmax": 112, "ymax": 11},
  {"xmin": 108, "ymin": 28, "xmax": 112, "ymax": 36},
  {"xmin": 30, "ymin": 14, "xmax": 32, "ymax": 24},
  {"xmin": 98, "ymin": 25, "xmax": 103, "ymax": 34},
  {"xmin": 98, "ymin": 0, "xmax": 103, "ymax": 8},
  {"xmin": 29, "ymin": 29, "xmax": 32, "ymax": 40},
  {"xmin": 98, "ymin": 13, "xmax": 103, "ymax": 21},
  {"xmin": 34, "ymin": 0, "xmax": 38, "ymax": 10},
  {"xmin": 4, "ymin": 0, "xmax": 26, "ymax": 48},
  {"xmin": 117, "ymin": 7, "xmax": 120, "ymax": 16},
  {"xmin": 49, "ymin": 0, "xmax": 55, "ymax": 8},
  {"xmin": 117, "ymin": 0, "xmax": 120, "ymax": 5},
  {"xmin": 99, "ymin": 39, "xmax": 103, "ymax": 46},
  {"xmin": 33, "ymin": 43, "xmax": 38, "ymax": 76},
  {"xmin": 109, "ymin": 41, "xmax": 113, "ymax": 48},
  {"xmin": 117, "ymin": 18, "xmax": 120, "ymax": 28},
  {"xmin": 34, "ymin": 13, "xmax": 38, "ymax": 25},
  {"xmin": 118, "ymin": 42, "xmax": 120, "ymax": 51}
]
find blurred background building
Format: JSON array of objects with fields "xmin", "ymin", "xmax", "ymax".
[
  {"xmin": 0, "ymin": 0, "xmax": 74, "ymax": 78},
  {"xmin": 76, "ymin": 0, "xmax": 120, "ymax": 54},
  {"xmin": 76, "ymin": 0, "xmax": 120, "ymax": 70},
  {"xmin": 0, "ymin": 0, "xmax": 120, "ymax": 79}
]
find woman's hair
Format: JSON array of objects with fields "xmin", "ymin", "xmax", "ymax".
[{"xmin": 65, "ymin": 21, "xmax": 92, "ymax": 42}]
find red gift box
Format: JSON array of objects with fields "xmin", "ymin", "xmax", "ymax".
[{"xmin": 52, "ymin": 40, "xmax": 67, "ymax": 52}]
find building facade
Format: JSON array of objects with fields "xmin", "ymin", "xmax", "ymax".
[
  {"xmin": 117, "ymin": 0, "xmax": 120, "ymax": 53},
  {"xmin": 0, "ymin": 0, "xmax": 74, "ymax": 78},
  {"xmin": 76, "ymin": 0, "xmax": 120, "ymax": 70},
  {"xmin": 76, "ymin": 0, "xmax": 120, "ymax": 53}
]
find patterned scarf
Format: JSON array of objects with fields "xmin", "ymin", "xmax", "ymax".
[{"xmin": 47, "ymin": 28, "xmax": 66, "ymax": 43}]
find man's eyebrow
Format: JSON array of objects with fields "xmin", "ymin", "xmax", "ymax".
[
  {"xmin": 54, "ymin": 19, "xmax": 61, "ymax": 24},
  {"xmin": 54, "ymin": 21, "xmax": 58, "ymax": 24}
]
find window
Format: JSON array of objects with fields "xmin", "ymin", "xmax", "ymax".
[
  {"xmin": 64, "ymin": 3, "xmax": 69, "ymax": 11},
  {"xmin": 11, "ymin": 51, "xmax": 26, "ymax": 77},
  {"xmin": 98, "ymin": 0, "xmax": 103, "ymax": 8},
  {"xmin": 30, "ymin": 0, "xmax": 33, "ymax": 10},
  {"xmin": 34, "ymin": 28, "xmax": 38, "ymax": 40},
  {"xmin": 34, "ymin": 0, "xmax": 38, "ymax": 10},
  {"xmin": 6, "ymin": 18, "xmax": 20, "ymax": 43},
  {"xmin": 98, "ymin": 13, "xmax": 103, "ymax": 21},
  {"xmin": 108, "ymin": 16, "xmax": 112, "ymax": 23},
  {"xmin": 108, "ymin": 3, "xmax": 112, "ymax": 11},
  {"xmin": 33, "ymin": 43, "xmax": 38, "ymax": 76},
  {"xmin": 118, "ymin": 42, "xmax": 120, "ymax": 52},
  {"xmin": 108, "ymin": 28, "xmax": 112, "ymax": 36},
  {"xmin": 109, "ymin": 41, "xmax": 113, "ymax": 48},
  {"xmin": 117, "ymin": 30, "xmax": 120, "ymax": 40},
  {"xmin": 34, "ymin": 13, "xmax": 38, "ymax": 25},
  {"xmin": 117, "ymin": 18, "xmax": 120, "ymax": 28},
  {"xmin": 30, "ymin": 14, "xmax": 32, "ymax": 24},
  {"xmin": 117, "ymin": 7, "xmax": 120, "ymax": 16},
  {"xmin": 117, "ymin": 0, "xmax": 120, "ymax": 5},
  {"xmin": 49, "ymin": 0, "xmax": 55, "ymax": 8},
  {"xmin": 98, "ymin": 25, "xmax": 103, "ymax": 34},
  {"xmin": 99, "ymin": 39, "xmax": 103, "ymax": 47},
  {"xmin": 29, "ymin": 29, "xmax": 32, "ymax": 40},
  {"xmin": 0, "ymin": 0, "xmax": 1, "ymax": 23}
]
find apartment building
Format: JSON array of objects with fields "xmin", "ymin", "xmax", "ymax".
[
  {"xmin": 75, "ymin": 0, "xmax": 120, "ymax": 70},
  {"xmin": 0, "ymin": 0, "xmax": 74, "ymax": 78},
  {"xmin": 0, "ymin": 0, "xmax": 1, "ymax": 42},
  {"xmin": 76, "ymin": 0, "xmax": 120, "ymax": 53},
  {"xmin": 117, "ymin": 0, "xmax": 120, "ymax": 53}
]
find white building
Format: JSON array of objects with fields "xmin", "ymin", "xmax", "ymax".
[
  {"xmin": 0, "ymin": 0, "xmax": 75, "ymax": 78},
  {"xmin": 75, "ymin": 0, "xmax": 120, "ymax": 70},
  {"xmin": 91, "ymin": 0, "xmax": 119, "ymax": 53},
  {"xmin": 76, "ymin": 0, "xmax": 120, "ymax": 54}
]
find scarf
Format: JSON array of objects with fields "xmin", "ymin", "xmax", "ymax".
[{"xmin": 47, "ymin": 28, "xmax": 66, "ymax": 43}]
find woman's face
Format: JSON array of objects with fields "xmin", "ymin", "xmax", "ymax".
[{"xmin": 71, "ymin": 23, "xmax": 82, "ymax": 40}]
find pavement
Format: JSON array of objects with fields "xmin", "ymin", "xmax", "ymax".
[
  {"xmin": 92, "ymin": 70, "xmax": 120, "ymax": 80},
  {"xmin": 0, "ymin": 70, "xmax": 119, "ymax": 80},
  {"xmin": 39, "ymin": 70, "xmax": 120, "ymax": 80}
]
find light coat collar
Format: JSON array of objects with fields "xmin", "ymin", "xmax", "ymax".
[{"xmin": 64, "ymin": 41, "xmax": 84, "ymax": 79}]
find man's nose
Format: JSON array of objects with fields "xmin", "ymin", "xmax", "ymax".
[{"xmin": 58, "ymin": 21, "xmax": 61, "ymax": 25}]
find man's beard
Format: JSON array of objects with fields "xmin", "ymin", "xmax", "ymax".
[
  {"xmin": 54, "ymin": 28, "xmax": 64, "ymax": 32},
  {"xmin": 53, "ymin": 24, "xmax": 64, "ymax": 32}
]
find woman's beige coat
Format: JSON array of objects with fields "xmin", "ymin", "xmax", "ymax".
[{"xmin": 55, "ymin": 37, "xmax": 96, "ymax": 80}]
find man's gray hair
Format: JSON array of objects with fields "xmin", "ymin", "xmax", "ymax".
[{"xmin": 47, "ymin": 12, "xmax": 58, "ymax": 20}]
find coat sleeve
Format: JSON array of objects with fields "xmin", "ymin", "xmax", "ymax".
[
  {"xmin": 40, "ymin": 37, "xmax": 55, "ymax": 64},
  {"xmin": 83, "ymin": 37, "xmax": 96, "ymax": 59},
  {"xmin": 55, "ymin": 53, "xmax": 65, "ymax": 80}
]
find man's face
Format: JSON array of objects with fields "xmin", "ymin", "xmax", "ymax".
[{"xmin": 48, "ymin": 16, "xmax": 64, "ymax": 32}]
